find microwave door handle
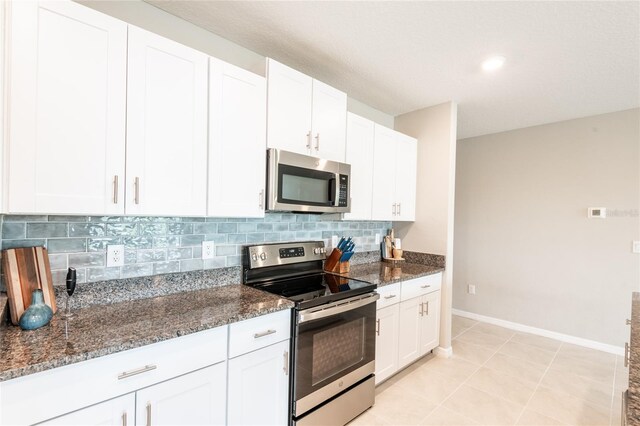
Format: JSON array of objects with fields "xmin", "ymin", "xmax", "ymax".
[{"xmin": 328, "ymin": 176, "xmax": 337, "ymax": 206}]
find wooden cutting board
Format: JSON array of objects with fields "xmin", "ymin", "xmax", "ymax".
[{"xmin": 2, "ymin": 246, "xmax": 57, "ymax": 325}]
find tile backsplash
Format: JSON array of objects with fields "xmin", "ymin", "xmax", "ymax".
[{"xmin": 0, "ymin": 213, "xmax": 389, "ymax": 287}]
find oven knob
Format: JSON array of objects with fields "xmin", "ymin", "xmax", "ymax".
[
  {"xmin": 260, "ymin": 252, "xmax": 267, "ymax": 261},
  {"xmin": 313, "ymin": 248, "xmax": 320, "ymax": 255},
  {"xmin": 251, "ymin": 253, "xmax": 258, "ymax": 261}
]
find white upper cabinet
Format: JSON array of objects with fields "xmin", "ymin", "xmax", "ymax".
[
  {"xmin": 371, "ymin": 125, "xmax": 417, "ymax": 222},
  {"xmin": 6, "ymin": 1, "xmax": 127, "ymax": 215},
  {"xmin": 126, "ymin": 26, "xmax": 208, "ymax": 216},
  {"xmin": 344, "ymin": 113, "xmax": 375, "ymax": 220},
  {"xmin": 266, "ymin": 59, "xmax": 347, "ymax": 162},
  {"xmin": 209, "ymin": 59, "xmax": 267, "ymax": 218}
]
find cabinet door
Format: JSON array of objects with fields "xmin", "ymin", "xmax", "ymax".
[
  {"xmin": 375, "ymin": 304, "xmax": 400, "ymax": 384},
  {"xmin": 420, "ymin": 291, "xmax": 441, "ymax": 356},
  {"xmin": 310, "ymin": 79, "xmax": 347, "ymax": 162},
  {"xmin": 40, "ymin": 394, "xmax": 135, "ymax": 426},
  {"xmin": 126, "ymin": 26, "xmax": 208, "ymax": 216},
  {"xmin": 7, "ymin": 1, "xmax": 126, "ymax": 215},
  {"xmin": 371, "ymin": 125, "xmax": 397, "ymax": 221},
  {"xmin": 397, "ymin": 297, "xmax": 421, "ymax": 369},
  {"xmin": 394, "ymin": 133, "xmax": 418, "ymax": 221},
  {"xmin": 136, "ymin": 363, "xmax": 227, "ymax": 426},
  {"xmin": 344, "ymin": 113, "xmax": 374, "ymax": 220},
  {"xmin": 209, "ymin": 59, "xmax": 266, "ymax": 218},
  {"xmin": 266, "ymin": 59, "xmax": 313, "ymax": 155},
  {"xmin": 227, "ymin": 340, "xmax": 290, "ymax": 426}
]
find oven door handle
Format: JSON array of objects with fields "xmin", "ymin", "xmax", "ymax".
[{"xmin": 298, "ymin": 293, "xmax": 380, "ymax": 324}]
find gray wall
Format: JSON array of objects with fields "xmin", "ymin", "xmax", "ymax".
[
  {"xmin": 453, "ymin": 108, "xmax": 640, "ymax": 347},
  {"xmin": 1, "ymin": 213, "xmax": 389, "ymax": 288}
]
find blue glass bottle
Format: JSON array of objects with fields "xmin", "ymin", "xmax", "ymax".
[{"xmin": 19, "ymin": 289, "xmax": 53, "ymax": 330}]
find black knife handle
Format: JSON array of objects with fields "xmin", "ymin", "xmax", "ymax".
[{"xmin": 66, "ymin": 267, "xmax": 77, "ymax": 297}]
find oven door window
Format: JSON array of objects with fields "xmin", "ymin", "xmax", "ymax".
[
  {"xmin": 294, "ymin": 300, "xmax": 376, "ymax": 402},
  {"xmin": 278, "ymin": 164, "xmax": 336, "ymax": 207}
]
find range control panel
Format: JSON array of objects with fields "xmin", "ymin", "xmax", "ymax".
[{"xmin": 245, "ymin": 241, "xmax": 326, "ymax": 269}]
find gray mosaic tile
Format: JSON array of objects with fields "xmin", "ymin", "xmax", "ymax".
[
  {"xmin": 180, "ymin": 258, "xmax": 203, "ymax": 272},
  {"xmin": 137, "ymin": 249, "xmax": 167, "ymax": 263},
  {"xmin": 48, "ymin": 254, "xmax": 68, "ymax": 270},
  {"xmin": 279, "ymin": 231, "xmax": 296, "ymax": 241},
  {"xmin": 192, "ymin": 246, "xmax": 202, "ymax": 258},
  {"xmin": 215, "ymin": 245, "xmax": 236, "ymax": 256},
  {"xmin": 139, "ymin": 223, "xmax": 167, "ymax": 236},
  {"xmin": 167, "ymin": 247, "xmax": 192, "ymax": 260},
  {"xmin": 124, "ymin": 250, "xmax": 137, "ymax": 264},
  {"xmin": 227, "ymin": 234, "xmax": 247, "ymax": 244},
  {"xmin": 204, "ymin": 234, "xmax": 228, "ymax": 244},
  {"xmin": 27, "ymin": 223, "xmax": 68, "ymax": 238},
  {"xmin": 121, "ymin": 263, "xmax": 154, "ymax": 279},
  {"xmin": 123, "ymin": 236, "xmax": 153, "ymax": 249},
  {"xmin": 48, "ymin": 215, "xmax": 89, "ymax": 222},
  {"xmin": 68, "ymin": 252, "xmax": 105, "ymax": 268},
  {"xmin": 265, "ymin": 214, "xmax": 282, "ymax": 222},
  {"xmin": 88, "ymin": 237, "xmax": 121, "ymax": 251},
  {"xmin": 87, "ymin": 266, "xmax": 121, "ymax": 282},
  {"xmin": 4, "ymin": 215, "xmax": 48, "ymax": 222},
  {"xmin": 256, "ymin": 223, "xmax": 273, "ymax": 231},
  {"xmin": 264, "ymin": 233, "xmax": 280, "ymax": 242},
  {"xmin": 152, "ymin": 236, "xmax": 181, "ymax": 248},
  {"xmin": 106, "ymin": 223, "xmax": 137, "ymax": 236},
  {"xmin": 226, "ymin": 255, "xmax": 242, "ymax": 267},
  {"xmin": 167, "ymin": 223, "xmax": 193, "ymax": 235},
  {"xmin": 246, "ymin": 233, "xmax": 265, "ymax": 243},
  {"xmin": 88, "ymin": 216, "xmax": 122, "ymax": 222},
  {"xmin": 237, "ymin": 223, "xmax": 256, "ymax": 233},
  {"xmin": 204, "ymin": 257, "xmax": 226, "ymax": 269},
  {"xmin": 180, "ymin": 234, "xmax": 204, "ymax": 246},
  {"xmin": 48, "ymin": 238, "xmax": 86, "ymax": 253},
  {"xmin": 69, "ymin": 223, "xmax": 106, "ymax": 237},
  {"xmin": 193, "ymin": 223, "xmax": 218, "ymax": 234},
  {"xmin": 273, "ymin": 223, "xmax": 289, "ymax": 232},
  {"xmin": 303, "ymin": 223, "xmax": 317, "ymax": 230},
  {"xmin": 154, "ymin": 261, "xmax": 180, "ymax": 275},
  {"xmin": 218, "ymin": 223, "xmax": 237, "ymax": 233},
  {"xmin": 295, "ymin": 215, "xmax": 309, "ymax": 222},
  {"xmin": 289, "ymin": 223, "xmax": 303, "ymax": 231},
  {"xmin": 2, "ymin": 223, "xmax": 25, "ymax": 239}
]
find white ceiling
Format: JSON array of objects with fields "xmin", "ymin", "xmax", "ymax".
[{"xmin": 147, "ymin": 1, "xmax": 639, "ymax": 139}]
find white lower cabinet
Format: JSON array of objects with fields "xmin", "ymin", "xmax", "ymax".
[
  {"xmin": 39, "ymin": 394, "xmax": 135, "ymax": 426},
  {"xmin": 227, "ymin": 339, "xmax": 290, "ymax": 426},
  {"xmin": 375, "ymin": 273, "xmax": 442, "ymax": 384}
]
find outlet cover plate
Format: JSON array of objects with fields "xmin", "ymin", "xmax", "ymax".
[
  {"xmin": 468, "ymin": 284, "xmax": 476, "ymax": 295},
  {"xmin": 633, "ymin": 241, "xmax": 640, "ymax": 254},
  {"xmin": 106, "ymin": 244, "xmax": 125, "ymax": 267},
  {"xmin": 202, "ymin": 241, "xmax": 215, "ymax": 259}
]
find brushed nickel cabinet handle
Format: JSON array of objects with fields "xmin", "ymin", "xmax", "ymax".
[
  {"xmin": 419, "ymin": 302, "xmax": 424, "ymax": 316},
  {"xmin": 384, "ymin": 294, "xmax": 397, "ymax": 299},
  {"xmin": 259, "ymin": 190, "xmax": 264, "ymax": 209},
  {"xmin": 376, "ymin": 318, "xmax": 380, "ymax": 336},
  {"xmin": 134, "ymin": 177, "xmax": 140, "ymax": 204},
  {"xmin": 397, "ymin": 203, "xmax": 401, "ymax": 216},
  {"xmin": 122, "ymin": 412, "xmax": 127, "ymax": 426},
  {"xmin": 146, "ymin": 402, "xmax": 151, "ymax": 426},
  {"xmin": 627, "ymin": 319, "xmax": 632, "ymax": 326},
  {"xmin": 118, "ymin": 364, "xmax": 157, "ymax": 380},
  {"xmin": 306, "ymin": 131, "xmax": 312, "ymax": 149},
  {"xmin": 625, "ymin": 342, "xmax": 630, "ymax": 368},
  {"xmin": 254, "ymin": 329, "xmax": 276, "ymax": 339},
  {"xmin": 283, "ymin": 351, "xmax": 289, "ymax": 375},
  {"xmin": 426, "ymin": 301, "xmax": 429, "ymax": 315},
  {"xmin": 113, "ymin": 175, "xmax": 119, "ymax": 204},
  {"xmin": 315, "ymin": 133, "xmax": 320, "ymax": 151},
  {"xmin": 421, "ymin": 285, "xmax": 431, "ymax": 289},
  {"xmin": 392, "ymin": 203, "xmax": 397, "ymax": 216}
]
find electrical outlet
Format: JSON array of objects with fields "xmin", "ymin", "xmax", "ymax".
[
  {"xmin": 633, "ymin": 241, "xmax": 640, "ymax": 254},
  {"xmin": 468, "ymin": 284, "xmax": 476, "ymax": 295},
  {"xmin": 331, "ymin": 235, "xmax": 338, "ymax": 248},
  {"xmin": 202, "ymin": 241, "xmax": 215, "ymax": 259},
  {"xmin": 375, "ymin": 233, "xmax": 381, "ymax": 245},
  {"xmin": 106, "ymin": 244, "xmax": 125, "ymax": 267}
]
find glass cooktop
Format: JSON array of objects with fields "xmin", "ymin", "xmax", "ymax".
[{"xmin": 252, "ymin": 273, "xmax": 377, "ymax": 310}]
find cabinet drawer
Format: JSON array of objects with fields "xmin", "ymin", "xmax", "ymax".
[
  {"xmin": 229, "ymin": 309, "xmax": 291, "ymax": 358},
  {"xmin": 377, "ymin": 283, "xmax": 401, "ymax": 309},
  {"xmin": 1, "ymin": 325, "xmax": 227, "ymax": 426},
  {"xmin": 401, "ymin": 273, "xmax": 442, "ymax": 301}
]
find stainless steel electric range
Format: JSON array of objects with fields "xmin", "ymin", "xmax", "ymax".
[{"xmin": 243, "ymin": 241, "xmax": 379, "ymax": 426}]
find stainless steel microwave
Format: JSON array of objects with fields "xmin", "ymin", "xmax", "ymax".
[{"xmin": 266, "ymin": 149, "xmax": 351, "ymax": 213}]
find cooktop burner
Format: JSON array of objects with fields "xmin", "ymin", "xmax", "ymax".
[{"xmin": 252, "ymin": 272, "xmax": 376, "ymax": 310}]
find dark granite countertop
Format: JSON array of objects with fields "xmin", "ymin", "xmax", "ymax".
[
  {"xmin": 339, "ymin": 261, "xmax": 444, "ymax": 287},
  {"xmin": 628, "ymin": 292, "xmax": 640, "ymax": 424},
  {"xmin": 0, "ymin": 285, "xmax": 293, "ymax": 382}
]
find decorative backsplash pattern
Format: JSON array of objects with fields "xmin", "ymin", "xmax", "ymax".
[{"xmin": 0, "ymin": 213, "xmax": 389, "ymax": 288}]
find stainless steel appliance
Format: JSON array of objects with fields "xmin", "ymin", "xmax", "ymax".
[
  {"xmin": 266, "ymin": 149, "xmax": 351, "ymax": 214},
  {"xmin": 243, "ymin": 241, "xmax": 378, "ymax": 426}
]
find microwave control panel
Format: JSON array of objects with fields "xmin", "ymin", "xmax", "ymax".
[{"xmin": 338, "ymin": 174, "xmax": 349, "ymax": 207}]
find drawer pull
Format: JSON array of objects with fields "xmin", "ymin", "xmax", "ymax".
[
  {"xmin": 118, "ymin": 364, "xmax": 157, "ymax": 380},
  {"xmin": 376, "ymin": 318, "xmax": 381, "ymax": 336},
  {"xmin": 122, "ymin": 412, "xmax": 127, "ymax": 426},
  {"xmin": 384, "ymin": 294, "xmax": 397, "ymax": 299},
  {"xmin": 421, "ymin": 285, "xmax": 431, "ymax": 289},
  {"xmin": 146, "ymin": 402, "xmax": 151, "ymax": 426},
  {"xmin": 283, "ymin": 351, "xmax": 289, "ymax": 376},
  {"xmin": 627, "ymin": 319, "xmax": 632, "ymax": 326},
  {"xmin": 254, "ymin": 329, "xmax": 277, "ymax": 339},
  {"xmin": 625, "ymin": 342, "xmax": 630, "ymax": 368}
]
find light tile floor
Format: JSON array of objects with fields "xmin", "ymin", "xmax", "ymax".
[{"xmin": 349, "ymin": 315, "xmax": 627, "ymax": 426}]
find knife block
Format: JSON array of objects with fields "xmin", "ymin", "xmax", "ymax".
[{"xmin": 331, "ymin": 261, "xmax": 350, "ymax": 274}]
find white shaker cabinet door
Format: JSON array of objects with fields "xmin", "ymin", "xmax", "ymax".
[
  {"xmin": 344, "ymin": 113, "xmax": 375, "ymax": 220},
  {"xmin": 209, "ymin": 58, "xmax": 266, "ymax": 218},
  {"xmin": 397, "ymin": 296, "xmax": 422, "ymax": 369},
  {"xmin": 227, "ymin": 340, "xmax": 290, "ymax": 426},
  {"xmin": 39, "ymin": 394, "xmax": 135, "ymax": 426},
  {"xmin": 420, "ymin": 291, "xmax": 441, "ymax": 356},
  {"xmin": 375, "ymin": 304, "xmax": 400, "ymax": 384},
  {"xmin": 135, "ymin": 363, "xmax": 227, "ymax": 426},
  {"xmin": 266, "ymin": 58, "xmax": 313, "ymax": 156},
  {"xmin": 310, "ymin": 79, "xmax": 347, "ymax": 162},
  {"xmin": 126, "ymin": 26, "xmax": 208, "ymax": 216},
  {"xmin": 7, "ymin": 1, "xmax": 127, "ymax": 214},
  {"xmin": 394, "ymin": 133, "xmax": 417, "ymax": 221},
  {"xmin": 371, "ymin": 125, "xmax": 397, "ymax": 221}
]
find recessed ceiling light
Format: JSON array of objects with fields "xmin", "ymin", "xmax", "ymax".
[{"xmin": 482, "ymin": 56, "xmax": 506, "ymax": 72}]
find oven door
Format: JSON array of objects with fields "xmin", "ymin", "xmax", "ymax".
[{"xmin": 293, "ymin": 292, "xmax": 379, "ymax": 417}]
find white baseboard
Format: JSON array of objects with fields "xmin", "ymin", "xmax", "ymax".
[
  {"xmin": 452, "ymin": 308, "xmax": 624, "ymax": 356},
  {"xmin": 434, "ymin": 346, "xmax": 453, "ymax": 358}
]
